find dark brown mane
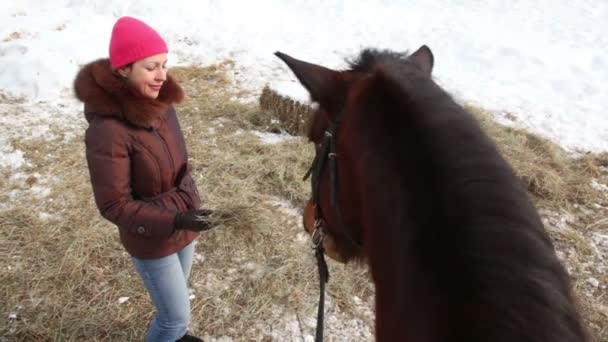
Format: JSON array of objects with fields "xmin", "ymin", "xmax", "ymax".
[{"xmin": 348, "ymin": 48, "xmax": 410, "ymax": 72}]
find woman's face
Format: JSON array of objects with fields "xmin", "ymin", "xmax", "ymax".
[{"xmin": 117, "ymin": 53, "xmax": 168, "ymax": 99}]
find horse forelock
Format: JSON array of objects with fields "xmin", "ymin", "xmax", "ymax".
[
  {"xmin": 307, "ymin": 49, "xmax": 414, "ymax": 146},
  {"xmin": 348, "ymin": 48, "xmax": 411, "ymax": 73}
]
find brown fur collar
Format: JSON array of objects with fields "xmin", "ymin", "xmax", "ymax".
[{"xmin": 74, "ymin": 58, "xmax": 184, "ymax": 128}]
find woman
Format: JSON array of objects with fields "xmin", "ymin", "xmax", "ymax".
[{"xmin": 74, "ymin": 16, "xmax": 212, "ymax": 342}]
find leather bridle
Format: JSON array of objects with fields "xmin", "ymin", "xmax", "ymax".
[{"xmin": 303, "ymin": 112, "xmax": 362, "ymax": 342}]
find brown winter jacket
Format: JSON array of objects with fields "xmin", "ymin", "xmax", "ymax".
[{"xmin": 74, "ymin": 58, "xmax": 200, "ymax": 259}]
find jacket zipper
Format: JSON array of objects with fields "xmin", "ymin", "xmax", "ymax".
[
  {"xmin": 152, "ymin": 129, "xmax": 175, "ymax": 182},
  {"xmin": 150, "ymin": 129, "xmax": 184, "ymax": 237}
]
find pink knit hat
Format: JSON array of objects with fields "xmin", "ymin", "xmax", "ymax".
[{"xmin": 109, "ymin": 16, "xmax": 168, "ymax": 69}]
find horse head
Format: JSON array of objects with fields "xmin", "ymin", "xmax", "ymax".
[{"xmin": 275, "ymin": 46, "xmax": 434, "ymax": 263}]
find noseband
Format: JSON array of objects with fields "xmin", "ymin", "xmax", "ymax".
[{"xmin": 303, "ymin": 112, "xmax": 362, "ymax": 341}]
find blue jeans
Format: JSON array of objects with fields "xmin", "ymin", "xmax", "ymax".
[{"xmin": 132, "ymin": 241, "xmax": 195, "ymax": 342}]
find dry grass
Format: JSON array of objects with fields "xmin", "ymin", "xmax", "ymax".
[
  {"xmin": 470, "ymin": 105, "xmax": 607, "ymax": 208},
  {"xmin": 0, "ymin": 91, "xmax": 25, "ymax": 104},
  {"xmin": 0, "ymin": 64, "xmax": 606, "ymax": 341}
]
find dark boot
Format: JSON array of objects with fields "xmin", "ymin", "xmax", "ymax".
[{"xmin": 175, "ymin": 333, "xmax": 204, "ymax": 342}]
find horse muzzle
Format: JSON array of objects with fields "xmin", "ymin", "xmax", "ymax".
[{"xmin": 303, "ymin": 201, "xmax": 348, "ymax": 263}]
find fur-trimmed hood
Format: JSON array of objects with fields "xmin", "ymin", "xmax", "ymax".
[{"xmin": 74, "ymin": 58, "xmax": 184, "ymax": 128}]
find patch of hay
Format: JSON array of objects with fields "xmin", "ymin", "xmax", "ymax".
[
  {"xmin": 259, "ymin": 86, "xmax": 314, "ymax": 136},
  {"xmin": 0, "ymin": 91, "xmax": 26, "ymax": 104},
  {"xmin": 468, "ymin": 105, "xmax": 606, "ymax": 208}
]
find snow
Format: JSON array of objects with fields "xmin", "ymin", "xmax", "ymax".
[
  {"xmin": 587, "ymin": 277, "xmax": 600, "ymax": 288},
  {"xmin": 199, "ymin": 301, "xmax": 372, "ymax": 342},
  {"xmin": 194, "ymin": 253, "xmax": 206, "ymax": 265},
  {"xmin": 592, "ymin": 232, "xmax": 608, "ymax": 258},
  {"xmin": 5, "ymin": 172, "xmax": 54, "ymax": 207},
  {"xmin": 253, "ymin": 130, "xmax": 299, "ymax": 144},
  {"xmin": 270, "ymin": 80, "xmax": 313, "ymax": 105},
  {"xmin": 270, "ymin": 197, "xmax": 301, "ymax": 218},
  {"xmin": 0, "ymin": 0, "xmax": 606, "ymax": 155},
  {"xmin": 0, "ymin": 137, "xmax": 25, "ymax": 169},
  {"xmin": 591, "ymin": 179, "xmax": 608, "ymax": 193}
]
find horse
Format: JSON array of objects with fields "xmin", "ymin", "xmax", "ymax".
[{"xmin": 274, "ymin": 46, "xmax": 589, "ymax": 341}]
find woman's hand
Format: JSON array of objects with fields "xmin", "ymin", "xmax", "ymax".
[{"xmin": 174, "ymin": 209, "xmax": 215, "ymax": 231}]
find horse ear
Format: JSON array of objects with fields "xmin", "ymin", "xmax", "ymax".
[
  {"xmin": 274, "ymin": 51, "xmax": 340, "ymax": 105},
  {"xmin": 408, "ymin": 45, "xmax": 434, "ymax": 74}
]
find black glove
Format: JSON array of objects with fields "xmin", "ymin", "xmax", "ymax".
[{"xmin": 174, "ymin": 209, "xmax": 215, "ymax": 232}]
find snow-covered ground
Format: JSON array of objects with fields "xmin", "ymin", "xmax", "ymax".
[{"xmin": 1, "ymin": 0, "xmax": 607, "ymax": 155}]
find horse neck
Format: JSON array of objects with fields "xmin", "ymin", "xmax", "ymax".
[
  {"xmin": 349, "ymin": 83, "xmax": 465, "ymax": 340},
  {"xmin": 351, "ymin": 77, "xmax": 589, "ymax": 341}
]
